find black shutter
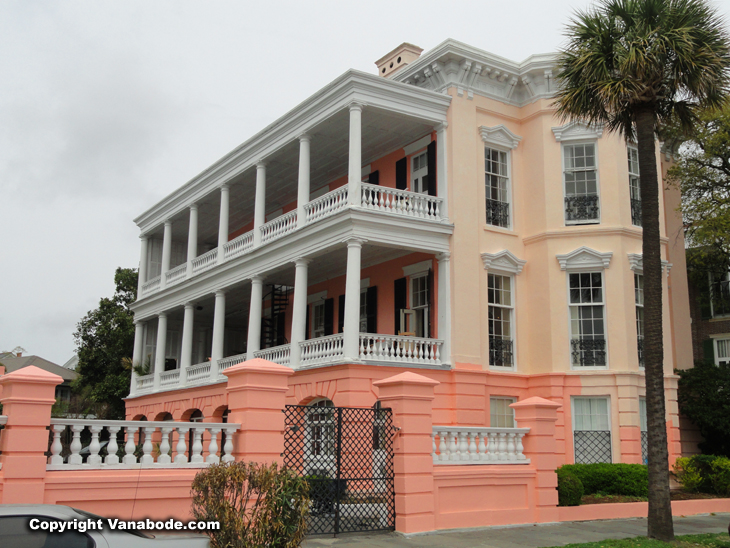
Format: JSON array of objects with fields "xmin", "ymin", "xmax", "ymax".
[
  {"xmin": 427, "ymin": 268, "xmax": 434, "ymax": 338},
  {"xmin": 305, "ymin": 304, "xmax": 311, "ymax": 340},
  {"xmin": 394, "ymin": 277, "xmax": 407, "ymax": 334},
  {"xmin": 338, "ymin": 295, "xmax": 346, "ymax": 333},
  {"xmin": 703, "ymin": 339, "xmax": 715, "ymax": 363},
  {"xmin": 324, "ymin": 298, "xmax": 334, "ymax": 336},
  {"xmin": 427, "ymin": 140, "xmax": 437, "ymax": 196},
  {"xmin": 369, "ymin": 170, "xmax": 380, "ymax": 186},
  {"xmin": 366, "ymin": 286, "xmax": 378, "ymax": 333},
  {"xmin": 395, "ymin": 158, "xmax": 407, "ymax": 190},
  {"xmin": 700, "ymin": 278, "xmax": 713, "ymax": 320}
]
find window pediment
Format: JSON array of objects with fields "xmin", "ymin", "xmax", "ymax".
[
  {"xmin": 552, "ymin": 121, "xmax": 603, "ymax": 142},
  {"xmin": 627, "ymin": 253, "xmax": 672, "ymax": 275},
  {"xmin": 479, "ymin": 125, "xmax": 522, "ymax": 150},
  {"xmin": 557, "ymin": 247, "xmax": 612, "ymax": 271},
  {"xmin": 481, "ymin": 250, "xmax": 526, "ymax": 275}
]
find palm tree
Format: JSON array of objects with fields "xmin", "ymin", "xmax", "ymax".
[{"xmin": 554, "ymin": 0, "xmax": 729, "ymax": 541}]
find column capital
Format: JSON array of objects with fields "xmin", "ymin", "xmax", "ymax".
[
  {"xmin": 220, "ymin": 183, "xmax": 229, "ymax": 192},
  {"xmin": 184, "ymin": 302, "xmax": 195, "ymax": 310},
  {"xmin": 250, "ymin": 274, "xmax": 265, "ymax": 284},
  {"xmin": 139, "ymin": 234, "xmax": 149, "ymax": 241},
  {"xmin": 298, "ymin": 133, "xmax": 311, "ymax": 143},
  {"xmin": 294, "ymin": 257, "xmax": 311, "ymax": 267},
  {"xmin": 436, "ymin": 121, "xmax": 448, "ymax": 133},
  {"xmin": 163, "ymin": 220, "xmax": 172, "ymax": 228},
  {"xmin": 134, "ymin": 319, "xmax": 144, "ymax": 326},
  {"xmin": 189, "ymin": 203, "xmax": 198, "ymax": 211},
  {"xmin": 437, "ymin": 251, "xmax": 451, "ymax": 261},
  {"xmin": 256, "ymin": 160, "xmax": 267, "ymax": 169},
  {"xmin": 344, "ymin": 237, "xmax": 366, "ymax": 248},
  {"xmin": 215, "ymin": 289, "xmax": 226, "ymax": 298},
  {"xmin": 348, "ymin": 101, "xmax": 365, "ymax": 112},
  {"xmin": 158, "ymin": 312, "xmax": 167, "ymax": 319}
]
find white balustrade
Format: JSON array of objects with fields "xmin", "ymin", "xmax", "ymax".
[
  {"xmin": 135, "ymin": 373, "xmax": 155, "ymax": 393},
  {"xmin": 159, "ymin": 369, "xmax": 181, "ymax": 387},
  {"xmin": 252, "ymin": 344, "xmax": 291, "ymax": 366},
  {"xmin": 260, "ymin": 210, "xmax": 298, "ymax": 244},
  {"xmin": 299, "ymin": 334, "xmax": 345, "ymax": 366},
  {"xmin": 223, "ymin": 231, "xmax": 254, "ymax": 260},
  {"xmin": 47, "ymin": 419, "xmax": 240, "ymax": 470},
  {"xmin": 140, "ymin": 276, "xmax": 161, "ymax": 296},
  {"xmin": 191, "ymin": 248, "xmax": 218, "ymax": 275},
  {"xmin": 217, "ymin": 353, "xmax": 248, "ymax": 377},
  {"xmin": 186, "ymin": 361, "xmax": 212, "ymax": 384},
  {"xmin": 361, "ymin": 183, "xmax": 443, "ymax": 221},
  {"xmin": 431, "ymin": 426, "xmax": 530, "ymax": 464},
  {"xmin": 304, "ymin": 186, "xmax": 349, "ymax": 224},
  {"xmin": 164, "ymin": 263, "xmax": 188, "ymax": 287},
  {"xmin": 359, "ymin": 333, "xmax": 443, "ymax": 365}
]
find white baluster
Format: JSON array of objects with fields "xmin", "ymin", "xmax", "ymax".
[
  {"xmin": 174, "ymin": 427, "xmax": 189, "ymax": 464},
  {"xmin": 498, "ymin": 432, "xmax": 508, "ymax": 461},
  {"xmin": 438, "ymin": 430, "xmax": 448, "ymax": 461},
  {"xmin": 487, "ymin": 432, "xmax": 499, "ymax": 461},
  {"xmin": 106, "ymin": 426, "xmax": 121, "ymax": 465},
  {"xmin": 191, "ymin": 428, "xmax": 204, "ymax": 463},
  {"xmin": 468, "ymin": 432, "xmax": 478, "ymax": 461},
  {"xmin": 206, "ymin": 428, "xmax": 221, "ymax": 464},
  {"xmin": 448, "ymin": 431, "xmax": 459, "ymax": 461},
  {"xmin": 123, "ymin": 427, "xmax": 138, "ymax": 464},
  {"xmin": 140, "ymin": 426, "xmax": 155, "ymax": 465},
  {"xmin": 478, "ymin": 432, "xmax": 488, "ymax": 461},
  {"xmin": 459, "ymin": 431, "xmax": 470, "ymax": 461},
  {"xmin": 50, "ymin": 424, "xmax": 65, "ymax": 465},
  {"xmin": 158, "ymin": 427, "xmax": 173, "ymax": 464},
  {"xmin": 506, "ymin": 432, "xmax": 517, "ymax": 461},
  {"xmin": 515, "ymin": 432, "xmax": 526, "ymax": 460},
  {"xmin": 68, "ymin": 424, "xmax": 84, "ymax": 465},
  {"xmin": 222, "ymin": 427, "xmax": 236, "ymax": 463},
  {"xmin": 88, "ymin": 425, "xmax": 103, "ymax": 465}
]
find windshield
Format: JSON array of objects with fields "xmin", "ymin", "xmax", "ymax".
[{"xmin": 73, "ymin": 508, "xmax": 154, "ymax": 539}]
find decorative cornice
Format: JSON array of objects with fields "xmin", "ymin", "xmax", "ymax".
[
  {"xmin": 479, "ymin": 125, "xmax": 522, "ymax": 150},
  {"xmin": 551, "ymin": 121, "xmax": 604, "ymax": 142},
  {"xmin": 481, "ymin": 250, "xmax": 526, "ymax": 275},
  {"xmin": 556, "ymin": 246, "xmax": 613, "ymax": 271},
  {"xmin": 627, "ymin": 253, "xmax": 672, "ymax": 275}
]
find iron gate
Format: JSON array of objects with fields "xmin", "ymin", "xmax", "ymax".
[{"xmin": 282, "ymin": 404, "xmax": 395, "ymax": 535}]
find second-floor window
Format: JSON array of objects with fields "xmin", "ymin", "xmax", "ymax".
[
  {"xmin": 312, "ymin": 302, "xmax": 325, "ymax": 338},
  {"xmin": 710, "ymin": 270, "xmax": 730, "ymax": 317},
  {"xmin": 488, "ymin": 274, "xmax": 514, "ymax": 368},
  {"xmin": 635, "ymin": 273, "xmax": 644, "ymax": 367},
  {"xmin": 569, "ymin": 272, "xmax": 607, "ymax": 367},
  {"xmin": 628, "ymin": 147, "xmax": 642, "ymax": 227},
  {"xmin": 564, "ymin": 144, "xmax": 600, "ymax": 224},
  {"xmin": 485, "ymin": 147, "xmax": 510, "ymax": 228},
  {"xmin": 411, "ymin": 274, "xmax": 429, "ymax": 337},
  {"xmin": 411, "ymin": 151, "xmax": 429, "ymax": 194}
]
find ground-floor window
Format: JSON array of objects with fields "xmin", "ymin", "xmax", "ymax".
[
  {"xmin": 573, "ymin": 397, "xmax": 612, "ymax": 463},
  {"xmin": 490, "ymin": 396, "xmax": 516, "ymax": 427}
]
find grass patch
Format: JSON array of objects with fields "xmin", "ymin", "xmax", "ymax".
[{"xmin": 548, "ymin": 533, "xmax": 730, "ymax": 548}]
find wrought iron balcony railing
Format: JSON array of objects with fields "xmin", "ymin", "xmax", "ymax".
[
  {"xmin": 565, "ymin": 194, "xmax": 599, "ymax": 222},
  {"xmin": 631, "ymin": 198, "xmax": 642, "ymax": 227},
  {"xmin": 637, "ymin": 336, "xmax": 644, "ymax": 367},
  {"xmin": 571, "ymin": 337, "xmax": 606, "ymax": 367},
  {"xmin": 486, "ymin": 198, "xmax": 510, "ymax": 228},
  {"xmin": 489, "ymin": 337, "xmax": 513, "ymax": 367}
]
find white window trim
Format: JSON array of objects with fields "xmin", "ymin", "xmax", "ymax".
[
  {"xmin": 410, "ymin": 148, "xmax": 429, "ymax": 194},
  {"xmin": 635, "ymin": 272, "xmax": 645, "ymax": 370},
  {"xmin": 557, "ymin": 247, "xmax": 612, "ymax": 272},
  {"xmin": 487, "ymin": 273, "xmax": 516, "ymax": 371},
  {"xmin": 483, "ymin": 146, "xmax": 514, "ymax": 230},
  {"xmin": 571, "ymin": 396, "xmax": 613, "ymax": 463},
  {"xmin": 408, "ymin": 273, "xmax": 430, "ymax": 338},
  {"xmin": 561, "ymin": 141, "xmax": 601, "ymax": 226},
  {"xmin": 403, "ymin": 135, "xmax": 431, "ymax": 156},
  {"xmin": 566, "ymin": 271, "xmax": 609, "ymax": 370},
  {"xmin": 403, "ymin": 260, "xmax": 432, "ymax": 278},
  {"xmin": 710, "ymin": 334, "xmax": 730, "ymax": 365},
  {"xmin": 311, "ymin": 301, "xmax": 326, "ymax": 338},
  {"xmin": 480, "ymin": 126, "xmax": 521, "ymax": 232},
  {"xmin": 482, "ymin": 250, "xmax": 526, "ymax": 275},
  {"xmin": 490, "ymin": 396, "xmax": 517, "ymax": 428}
]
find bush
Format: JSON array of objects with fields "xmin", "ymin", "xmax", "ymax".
[
  {"xmin": 558, "ymin": 463, "xmax": 648, "ymax": 497},
  {"xmin": 557, "ymin": 469, "xmax": 584, "ymax": 506},
  {"xmin": 674, "ymin": 455, "xmax": 730, "ymax": 496},
  {"xmin": 191, "ymin": 461, "xmax": 310, "ymax": 548}
]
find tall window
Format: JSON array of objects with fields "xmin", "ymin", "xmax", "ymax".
[
  {"xmin": 485, "ymin": 147, "xmax": 510, "ymax": 228},
  {"xmin": 710, "ymin": 270, "xmax": 730, "ymax": 317},
  {"xmin": 635, "ymin": 273, "xmax": 644, "ymax": 367},
  {"xmin": 573, "ymin": 397, "xmax": 612, "ymax": 463},
  {"xmin": 564, "ymin": 144, "xmax": 599, "ymax": 223},
  {"xmin": 411, "ymin": 151, "xmax": 429, "ymax": 194},
  {"xmin": 628, "ymin": 147, "xmax": 642, "ymax": 226},
  {"xmin": 410, "ymin": 274, "xmax": 429, "ymax": 337},
  {"xmin": 488, "ymin": 274, "xmax": 514, "ymax": 367},
  {"xmin": 307, "ymin": 399, "xmax": 335, "ymax": 458},
  {"xmin": 569, "ymin": 272, "xmax": 607, "ymax": 367},
  {"xmin": 490, "ymin": 397, "xmax": 516, "ymax": 427},
  {"xmin": 312, "ymin": 302, "xmax": 325, "ymax": 338}
]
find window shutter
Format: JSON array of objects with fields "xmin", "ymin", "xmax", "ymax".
[
  {"xmin": 369, "ymin": 170, "xmax": 380, "ymax": 186},
  {"xmin": 324, "ymin": 298, "xmax": 334, "ymax": 336},
  {"xmin": 396, "ymin": 158, "xmax": 407, "ymax": 190},
  {"xmin": 703, "ymin": 339, "xmax": 715, "ymax": 363},
  {"xmin": 394, "ymin": 277, "xmax": 407, "ymax": 334},
  {"xmin": 427, "ymin": 268, "xmax": 435, "ymax": 338},
  {"xmin": 427, "ymin": 140, "xmax": 437, "ymax": 196},
  {"xmin": 366, "ymin": 286, "xmax": 378, "ymax": 333},
  {"xmin": 338, "ymin": 295, "xmax": 346, "ymax": 333},
  {"xmin": 700, "ymin": 277, "xmax": 713, "ymax": 319},
  {"xmin": 305, "ymin": 304, "xmax": 311, "ymax": 340}
]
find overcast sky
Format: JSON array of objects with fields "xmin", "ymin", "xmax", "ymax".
[{"xmin": 2, "ymin": 0, "xmax": 728, "ymax": 365}]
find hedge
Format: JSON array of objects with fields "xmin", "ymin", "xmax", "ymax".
[
  {"xmin": 673, "ymin": 455, "xmax": 730, "ymax": 496},
  {"xmin": 557, "ymin": 463, "xmax": 648, "ymax": 498},
  {"xmin": 557, "ymin": 468, "xmax": 584, "ymax": 506}
]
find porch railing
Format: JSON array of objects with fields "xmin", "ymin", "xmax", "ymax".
[
  {"xmin": 359, "ymin": 333, "xmax": 442, "ymax": 365},
  {"xmin": 159, "ymin": 369, "xmax": 180, "ymax": 387},
  {"xmin": 304, "ymin": 186, "xmax": 348, "ymax": 223},
  {"xmin": 300, "ymin": 334, "xmax": 344, "ymax": 366},
  {"xmin": 165, "ymin": 263, "xmax": 187, "ymax": 287},
  {"xmin": 223, "ymin": 230, "xmax": 254, "ymax": 260},
  {"xmin": 432, "ymin": 426, "xmax": 530, "ymax": 464},
  {"xmin": 186, "ymin": 361, "xmax": 212, "ymax": 384},
  {"xmin": 261, "ymin": 210, "xmax": 297, "ymax": 244},
  {"xmin": 218, "ymin": 353, "xmax": 248, "ymax": 375},
  {"xmin": 191, "ymin": 248, "xmax": 218, "ymax": 275},
  {"xmin": 140, "ymin": 276, "xmax": 161, "ymax": 296},
  {"xmin": 136, "ymin": 373, "xmax": 154, "ymax": 391},
  {"xmin": 47, "ymin": 419, "xmax": 239, "ymax": 470},
  {"xmin": 253, "ymin": 344, "xmax": 291, "ymax": 366},
  {"xmin": 360, "ymin": 183, "xmax": 443, "ymax": 221}
]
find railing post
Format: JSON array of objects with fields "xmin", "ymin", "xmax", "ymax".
[
  {"xmin": 224, "ymin": 358, "xmax": 293, "ymax": 463},
  {"xmin": 374, "ymin": 371, "xmax": 439, "ymax": 534},
  {"xmin": 0, "ymin": 366, "xmax": 62, "ymax": 503},
  {"xmin": 511, "ymin": 397, "xmax": 561, "ymax": 523}
]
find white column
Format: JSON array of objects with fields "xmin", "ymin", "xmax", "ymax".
[
  {"xmin": 137, "ymin": 236, "xmax": 148, "ymax": 295},
  {"xmin": 153, "ymin": 313, "xmax": 167, "ymax": 391},
  {"xmin": 180, "ymin": 302, "xmax": 195, "ymax": 386},
  {"xmin": 343, "ymin": 239, "xmax": 363, "ymax": 360},
  {"xmin": 436, "ymin": 122, "xmax": 449, "ymax": 221},
  {"xmin": 211, "ymin": 290, "xmax": 226, "ymax": 377},
  {"xmin": 247, "ymin": 276, "xmax": 264, "ymax": 354},
  {"xmin": 130, "ymin": 321, "xmax": 145, "ymax": 396},
  {"xmin": 161, "ymin": 220, "xmax": 172, "ymax": 288},
  {"xmin": 186, "ymin": 204, "xmax": 198, "ymax": 277},
  {"xmin": 290, "ymin": 258, "xmax": 310, "ymax": 367},
  {"xmin": 297, "ymin": 135, "xmax": 311, "ymax": 228},
  {"xmin": 348, "ymin": 103, "xmax": 362, "ymax": 206},
  {"xmin": 253, "ymin": 162, "xmax": 267, "ymax": 247},
  {"xmin": 217, "ymin": 185, "xmax": 230, "ymax": 264},
  {"xmin": 437, "ymin": 252, "xmax": 452, "ymax": 365}
]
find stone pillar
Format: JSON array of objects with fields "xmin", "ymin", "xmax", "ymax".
[
  {"xmin": 154, "ymin": 312, "xmax": 167, "ymax": 391},
  {"xmin": 217, "ymin": 185, "xmax": 229, "ymax": 264},
  {"xmin": 436, "ymin": 122, "xmax": 448, "ymax": 220},
  {"xmin": 180, "ymin": 302, "xmax": 195, "ymax": 385},
  {"xmin": 211, "ymin": 290, "xmax": 226, "ymax": 377},
  {"xmin": 373, "ymin": 371, "xmax": 438, "ymax": 534},
  {"xmin": 187, "ymin": 204, "xmax": 198, "ymax": 276},
  {"xmin": 290, "ymin": 258, "xmax": 310, "ymax": 367},
  {"xmin": 297, "ymin": 134, "xmax": 311, "ymax": 228},
  {"xmin": 253, "ymin": 162, "xmax": 267, "ymax": 247},
  {"xmin": 161, "ymin": 220, "xmax": 172, "ymax": 287},
  {"xmin": 348, "ymin": 103, "xmax": 362, "ymax": 206},
  {"xmin": 511, "ymin": 397, "xmax": 561, "ymax": 523},
  {"xmin": 343, "ymin": 239, "xmax": 363, "ymax": 360},
  {"xmin": 0, "ymin": 366, "xmax": 63, "ymax": 503},
  {"xmin": 138, "ymin": 235, "xmax": 149, "ymax": 294},
  {"xmin": 247, "ymin": 276, "xmax": 264, "ymax": 355},
  {"xmin": 224, "ymin": 359, "xmax": 294, "ymax": 463},
  {"xmin": 130, "ymin": 321, "xmax": 145, "ymax": 397},
  {"xmin": 437, "ymin": 252, "xmax": 451, "ymax": 365}
]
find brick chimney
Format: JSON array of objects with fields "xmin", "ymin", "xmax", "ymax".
[
  {"xmin": 16, "ymin": 352, "xmax": 22, "ymax": 357},
  {"xmin": 375, "ymin": 43, "xmax": 423, "ymax": 78}
]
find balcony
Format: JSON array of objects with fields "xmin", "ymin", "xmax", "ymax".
[{"xmin": 565, "ymin": 194, "xmax": 600, "ymax": 223}]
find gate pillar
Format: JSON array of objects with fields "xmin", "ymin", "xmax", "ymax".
[
  {"xmin": 224, "ymin": 358, "xmax": 293, "ymax": 463},
  {"xmin": 374, "ymin": 371, "xmax": 438, "ymax": 534}
]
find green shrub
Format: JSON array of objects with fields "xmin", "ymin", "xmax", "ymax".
[
  {"xmin": 709, "ymin": 458, "xmax": 730, "ymax": 496},
  {"xmin": 674, "ymin": 455, "xmax": 730, "ymax": 496},
  {"xmin": 673, "ymin": 457, "xmax": 704, "ymax": 492},
  {"xmin": 191, "ymin": 461, "xmax": 310, "ymax": 548},
  {"xmin": 557, "ymin": 469, "xmax": 584, "ymax": 506},
  {"xmin": 558, "ymin": 463, "xmax": 648, "ymax": 497}
]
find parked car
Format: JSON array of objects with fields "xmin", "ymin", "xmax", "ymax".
[{"xmin": 0, "ymin": 505, "xmax": 210, "ymax": 547}]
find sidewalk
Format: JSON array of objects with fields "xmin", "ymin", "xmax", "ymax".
[{"xmin": 303, "ymin": 513, "xmax": 730, "ymax": 548}]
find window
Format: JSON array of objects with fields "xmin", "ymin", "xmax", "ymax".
[
  {"xmin": 144, "ymin": 321, "xmax": 157, "ymax": 370},
  {"xmin": 635, "ymin": 273, "xmax": 644, "ymax": 367},
  {"xmin": 307, "ymin": 399, "xmax": 335, "ymax": 459},
  {"xmin": 564, "ymin": 144, "xmax": 599, "ymax": 223},
  {"xmin": 710, "ymin": 270, "xmax": 730, "ymax": 317},
  {"xmin": 312, "ymin": 302, "xmax": 325, "ymax": 338},
  {"xmin": 490, "ymin": 397, "xmax": 516, "ymax": 427},
  {"xmin": 360, "ymin": 290, "xmax": 368, "ymax": 332},
  {"xmin": 411, "ymin": 151, "xmax": 429, "ymax": 194},
  {"xmin": 485, "ymin": 147, "xmax": 510, "ymax": 228},
  {"xmin": 639, "ymin": 398, "xmax": 648, "ymax": 464},
  {"xmin": 569, "ymin": 272, "xmax": 607, "ymax": 367},
  {"xmin": 488, "ymin": 274, "xmax": 514, "ymax": 367},
  {"xmin": 0, "ymin": 516, "xmax": 93, "ymax": 548},
  {"xmin": 573, "ymin": 397, "xmax": 612, "ymax": 463},
  {"xmin": 628, "ymin": 147, "xmax": 642, "ymax": 227},
  {"xmin": 715, "ymin": 338, "xmax": 730, "ymax": 366},
  {"xmin": 410, "ymin": 274, "xmax": 429, "ymax": 337}
]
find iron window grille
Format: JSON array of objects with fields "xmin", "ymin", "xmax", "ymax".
[
  {"xmin": 564, "ymin": 144, "xmax": 599, "ymax": 223},
  {"xmin": 486, "ymin": 199, "xmax": 510, "ymax": 228},
  {"xmin": 573, "ymin": 397, "xmax": 612, "ymax": 464},
  {"xmin": 565, "ymin": 195, "xmax": 600, "ymax": 222},
  {"xmin": 571, "ymin": 338, "xmax": 607, "ymax": 366},
  {"xmin": 574, "ymin": 431, "xmax": 612, "ymax": 463},
  {"xmin": 489, "ymin": 337, "xmax": 514, "ymax": 367}
]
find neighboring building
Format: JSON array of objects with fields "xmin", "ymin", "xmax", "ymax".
[
  {"xmin": 62, "ymin": 355, "xmax": 79, "ymax": 371},
  {"xmin": 0, "ymin": 352, "xmax": 76, "ymax": 404},
  {"xmin": 126, "ymin": 39, "xmax": 694, "ymax": 468},
  {"xmin": 687, "ymin": 256, "xmax": 730, "ymax": 365}
]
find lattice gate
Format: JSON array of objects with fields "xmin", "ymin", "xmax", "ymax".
[{"xmin": 282, "ymin": 405, "xmax": 395, "ymax": 535}]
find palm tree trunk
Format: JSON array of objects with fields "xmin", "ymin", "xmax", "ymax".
[{"xmin": 635, "ymin": 106, "xmax": 674, "ymax": 541}]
